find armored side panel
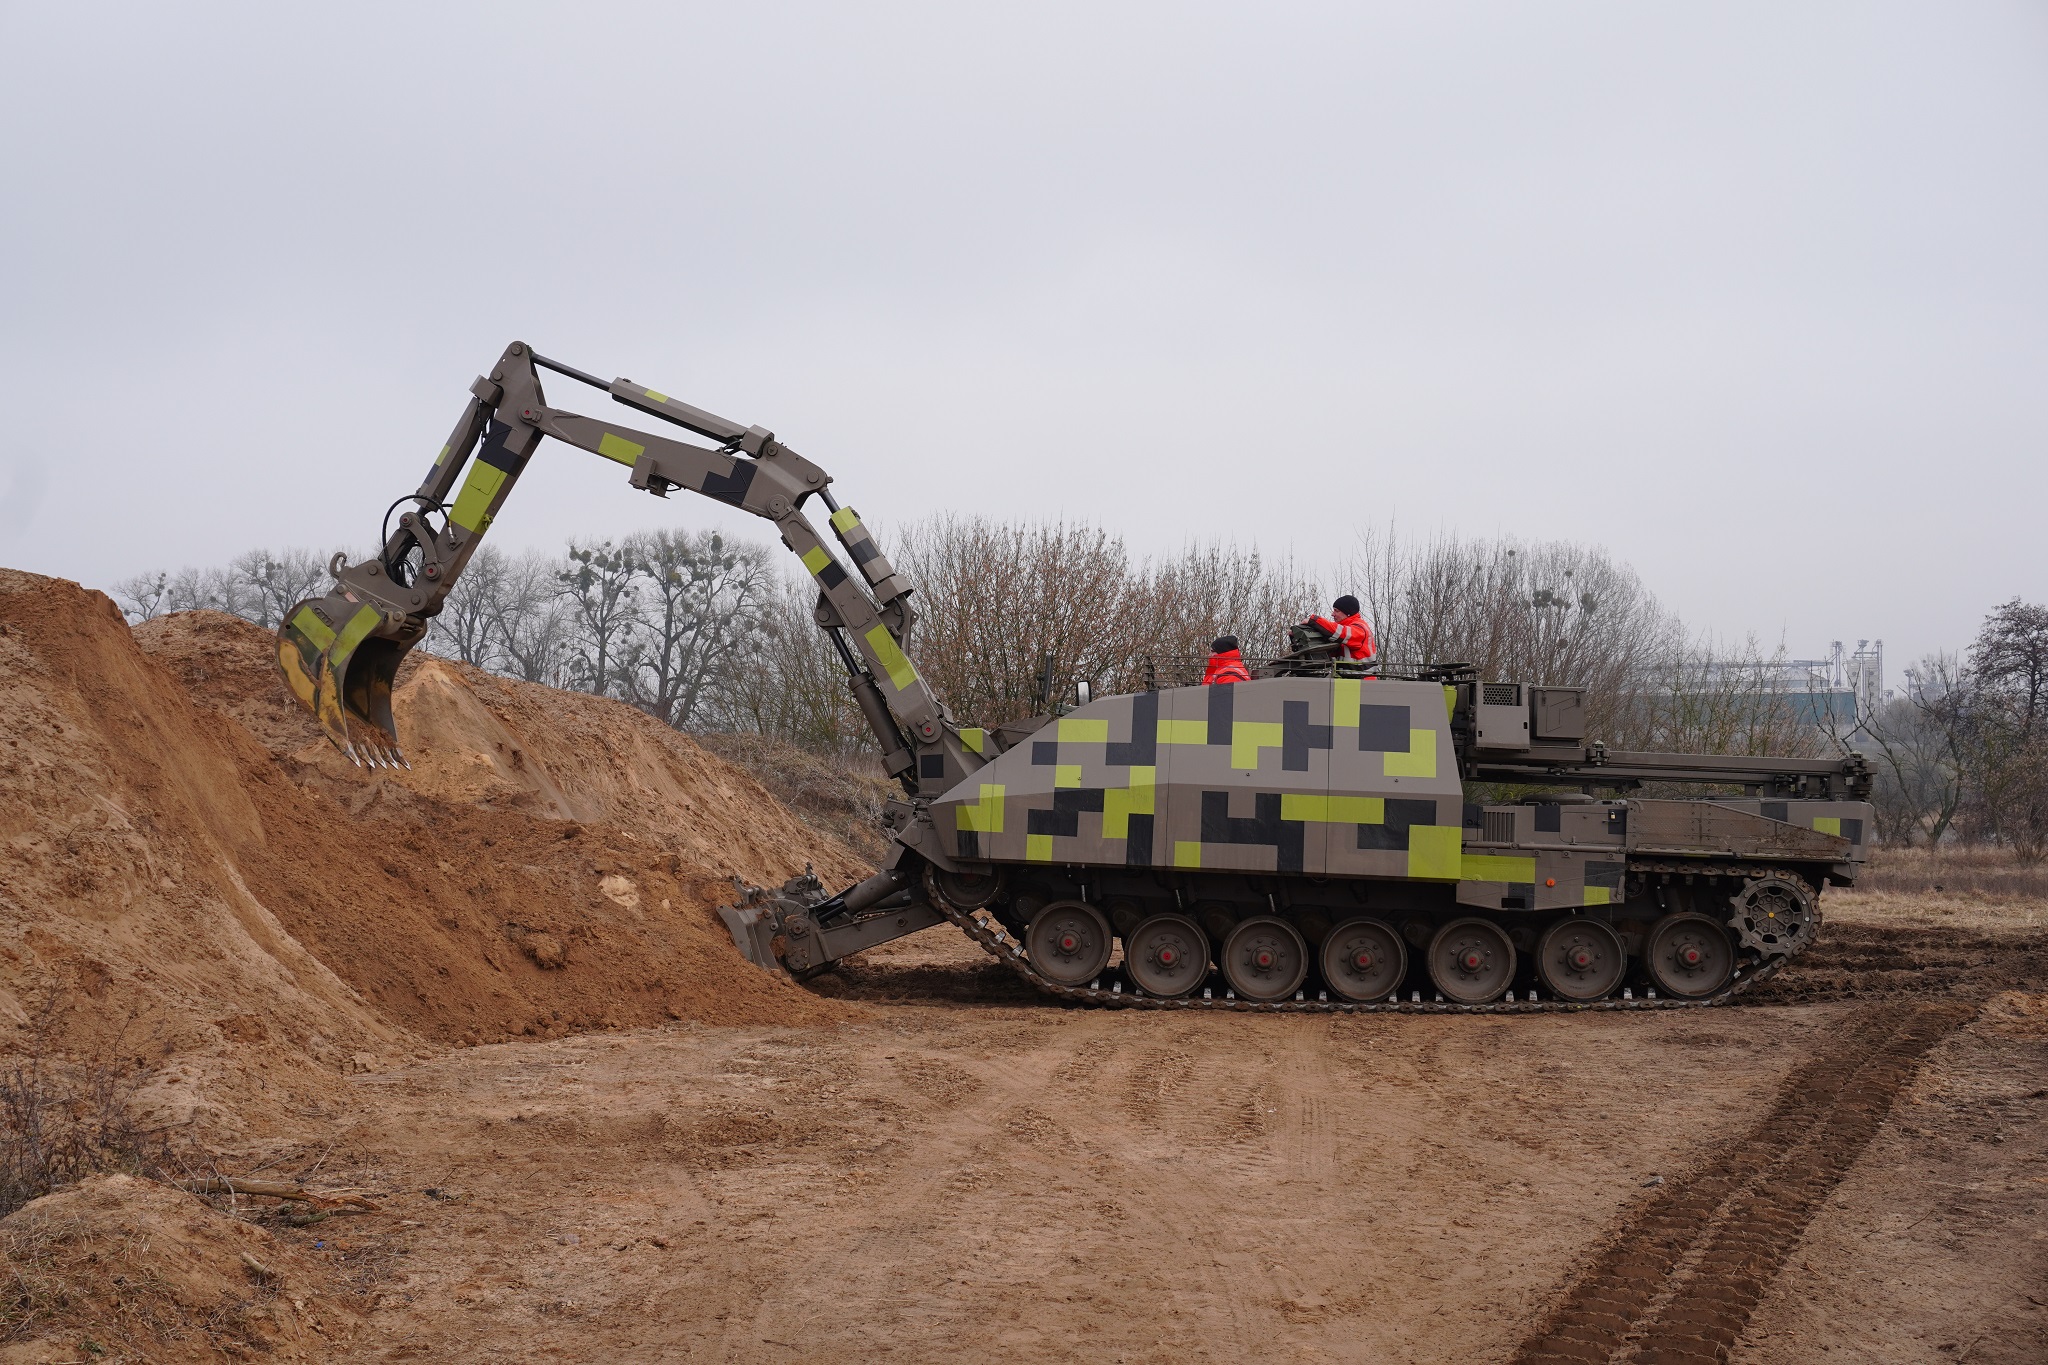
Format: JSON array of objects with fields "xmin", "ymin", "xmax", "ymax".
[
  {"xmin": 931, "ymin": 677, "xmax": 1466, "ymax": 882},
  {"xmin": 1452, "ymin": 800, "xmax": 1631, "ymax": 914},
  {"xmin": 1711, "ymin": 799, "xmax": 1870, "ymax": 857},
  {"xmin": 1625, "ymin": 801, "xmax": 1857, "ymax": 862}
]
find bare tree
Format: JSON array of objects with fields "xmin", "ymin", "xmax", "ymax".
[
  {"xmin": 1342, "ymin": 526, "xmax": 1676, "ymax": 745},
  {"xmin": 1958, "ymin": 599, "xmax": 2048, "ymax": 861},
  {"xmin": 1139, "ymin": 540, "xmax": 1321, "ymax": 673},
  {"xmin": 493, "ymin": 549, "xmax": 575, "ymax": 685},
  {"xmin": 227, "ymin": 547, "xmax": 332, "ymax": 630},
  {"xmin": 1858, "ymin": 654, "xmax": 1966, "ymax": 846},
  {"xmin": 112, "ymin": 571, "xmax": 173, "ymax": 624},
  {"xmin": 427, "ymin": 543, "xmax": 508, "ymax": 669},
  {"xmin": 620, "ymin": 528, "xmax": 774, "ymax": 728},
  {"xmin": 162, "ymin": 563, "xmax": 252, "ymax": 618},
  {"xmin": 714, "ymin": 577, "xmax": 870, "ymax": 750},
  {"xmin": 558, "ymin": 541, "xmax": 640, "ymax": 697},
  {"xmin": 1632, "ymin": 634, "xmax": 1825, "ymax": 761},
  {"xmin": 893, "ymin": 515, "xmax": 1142, "ymax": 727}
]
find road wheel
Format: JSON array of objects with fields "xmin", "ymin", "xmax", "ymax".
[
  {"xmin": 1123, "ymin": 914, "xmax": 1211, "ymax": 998},
  {"xmin": 1319, "ymin": 918, "xmax": 1406, "ymax": 1003},
  {"xmin": 1026, "ymin": 900, "xmax": 1113, "ymax": 986},
  {"xmin": 1427, "ymin": 918, "xmax": 1516, "ymax": 1004},
  {"xmin": 1220, "ymin": 916, "xmax": 1309, "ymax": 1002},
  {"xmin": 1535, "ymin": 917, "xmax": 1627, "ymax": 1002},
  {"xmin": 1645, "ymin": 911, "xmax": 1735, "ymax": 999},
  {"xmin": 929, "ymin": 865, "xmax": 1004, "ymax": 911}
]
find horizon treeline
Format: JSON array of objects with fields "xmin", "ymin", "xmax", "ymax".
[{"xmin": 108, "ymin": 521, "xmax": 2048, "ymax": 857}]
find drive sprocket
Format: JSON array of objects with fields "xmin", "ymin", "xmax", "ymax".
[{"xmin": 1726, "ymin": 871, "xmax": 1820, "ymax": 958}]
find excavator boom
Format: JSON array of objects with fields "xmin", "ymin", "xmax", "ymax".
[{"xmin": 276, "ymin": 341, "xmax": 979, "ymax": 838}]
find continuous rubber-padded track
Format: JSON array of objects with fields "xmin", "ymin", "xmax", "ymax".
[
  {"xmin": 1507, "ymin": 998, "xmax": 1978, "ymax": 1365},
  {"xmin": 929, "ymin": 901, "xmax": 1791, "ymax": 1014}
]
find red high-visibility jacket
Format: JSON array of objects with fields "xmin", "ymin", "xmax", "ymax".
[
  {"xmin": 1309, "ymin": 611, "xmax": 1377, "ymax": 662},
  {"xmin": 1202, "ymin": 649, "xmax": 1252, "ymax": 685}
]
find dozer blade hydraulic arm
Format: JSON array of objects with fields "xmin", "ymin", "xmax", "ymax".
[{"xmin": 275, "ymin": 341, "xmax": 983, "ymax": 825}]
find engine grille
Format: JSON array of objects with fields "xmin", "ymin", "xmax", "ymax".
[
  {"xmin": 1483, "ymin": 683, "xmax": 1522, "ymax": 707},
  {"xmin": 1483, "ymin": 810, "xmax": 1517, "ymax": 843}
]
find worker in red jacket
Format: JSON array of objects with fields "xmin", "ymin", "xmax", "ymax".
[
  {"xmin": 1202, "ymin": 635, "xmax": 1252, "ymax": 685},
  {"xmin": 1307, "ymin": 595, "xmax": 1377, "ymax": 663}
]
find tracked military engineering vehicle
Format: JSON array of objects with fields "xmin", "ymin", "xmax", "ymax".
[{"xmin": 279, "ymin": 342, "xmax": 1873, "ymax": 1014}]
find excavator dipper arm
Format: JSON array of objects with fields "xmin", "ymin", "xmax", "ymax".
[{"xmin": 276, "ymin": 341, "xmax": 982, "ymax": 876}]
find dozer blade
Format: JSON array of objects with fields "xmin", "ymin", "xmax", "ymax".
[{"xmin": 276, "ymin": 596, "xmax": 413, "ymax": 769}]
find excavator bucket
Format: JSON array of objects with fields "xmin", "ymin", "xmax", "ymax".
[{"xmin": 275, "ymin": 596, "xmax": 413, "ymax": 768}]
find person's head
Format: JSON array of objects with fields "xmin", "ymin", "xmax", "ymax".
[
  {"xmin": 1333, "ymin": 595, "xmax": 1360, "ymax": 617},
  {"xmin": 1212, "ymin": 635, "xmax": 1240, "ymax": 655}
]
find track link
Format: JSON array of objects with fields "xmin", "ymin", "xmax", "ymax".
[{"xmin": 928, "ymin": 899, "xmax": 1792, "ymax": 1015}]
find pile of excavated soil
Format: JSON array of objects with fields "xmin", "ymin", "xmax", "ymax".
[
  {"xmin": 0, "ymin": 1173, "xmax": 363, "ymax": 1362},
  {"xmin": 136, "ymin": 610, "xmax": 871, "ymax": 886},
  {"xmin": 0, "ymin": 573, "xmax": 863, "ymax": 1135}
]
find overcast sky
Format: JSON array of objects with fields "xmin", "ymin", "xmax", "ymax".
[{"xmin": 3, "ymin": 2, "xmax": 2043, "ymax": 677}]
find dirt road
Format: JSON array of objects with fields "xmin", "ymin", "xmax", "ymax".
[{"xmin": 247, "ymin": 902, "xmax": 2045, "ymax": 1365}]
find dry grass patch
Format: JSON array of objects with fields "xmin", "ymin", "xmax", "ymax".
[
  {"xmin": 1835, "ymin": 847, "xmax": 2048, "ymax": 934},
  {"xmin": 1856, "ymin": 845, "xmax": 2048, "ymax": 899},
  {"xmin": 0, "ymin": 1174, "xmax": 361, "ymax": 1361}
]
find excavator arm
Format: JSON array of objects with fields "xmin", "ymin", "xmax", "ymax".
[{"xmin": 276, "ymin": 340, "xmax": 984, "ymax": 874}]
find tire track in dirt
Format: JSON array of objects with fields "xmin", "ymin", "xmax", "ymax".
[
  {"xmin": 722, "ymin": 1035, "xmax": 1071, "ymax": 1357},
  {"xmin": 1278, "ymin": 1020, "xmax": 1339, "ymax": 1187},
  {"xmin": 1509, "ymin": 998, "xmax": 1978, "ymax": 1365}
]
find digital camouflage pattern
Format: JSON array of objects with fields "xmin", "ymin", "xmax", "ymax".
[{"xmin": 932, "ymin": 675, "xmax": 1869, "ymax": 913}]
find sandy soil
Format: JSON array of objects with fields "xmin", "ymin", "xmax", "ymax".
[
  {"xmin": 113, "ymin": 898, "xmax": 2030, "ymax": 1365},
  {"xmin": 321, "ymin": 1003, "xmax": 1804, "ymax": 1361},
  {"xmin": 4, "ymin": 572, "xmax": 2045, "ymax": 1361}
]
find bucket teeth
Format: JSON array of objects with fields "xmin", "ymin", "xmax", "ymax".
[{"xmin": 276, "ymin": 593, "xmax": 412, "ymax": 770}]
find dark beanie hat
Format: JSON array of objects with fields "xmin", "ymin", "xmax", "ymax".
[
  {"xmin": 1333, "ymin": 595, "xmax": 1360, "ymax": 616},
  {"xmin": 1212, "ymin": 635, "xmax": 1240, "ymax": 653}
]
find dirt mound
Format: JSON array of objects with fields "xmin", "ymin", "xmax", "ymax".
[
  {"xmin": 136, "ymin": 610, "xmax": 871, "ymax": 889},
  {"xmin": 0, "ymin": 576, "xmax": 861, "ymax": 1134},
  {"xmin": 0, "ymin": 576, "xmax": 409, "ymax": 1126},
  {"xmin": 0, "ymin": 1173, "xmax": 360, "ymax": 1362},
  {"xmin": 692, "ymin": 730, "xmax": 898, "ymax": 865}
]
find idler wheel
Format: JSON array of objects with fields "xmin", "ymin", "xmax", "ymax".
[
  {"xmin": 1726, "ymin": 872, "xmax": 1819, "ymax": 959},
  {"xmin": 1426, "ymin": 917, "xmax": 1516, "ymax": 1004},
  {"xmin": 1534, "ymin": 917, "xmax": 1626, "ymax": 1002},
  {"xmin": 1220, "ymin": 916, "xmax": 1309, "ymax": 1002},
  {"xmin": 1026, "ymin": 899, "xmax": 1113, "ymax": 987},
  {"xmin": 1122, "ymin": 914, "xmax": 1211, "ymax": 998},
  {"xmin": 1645, "ymin": 911, "xmax": 1735, "ymax": 999},
  {"xmin": 1319, "ymin": 917, "xmax": 1407, "ymax": 1003}
]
